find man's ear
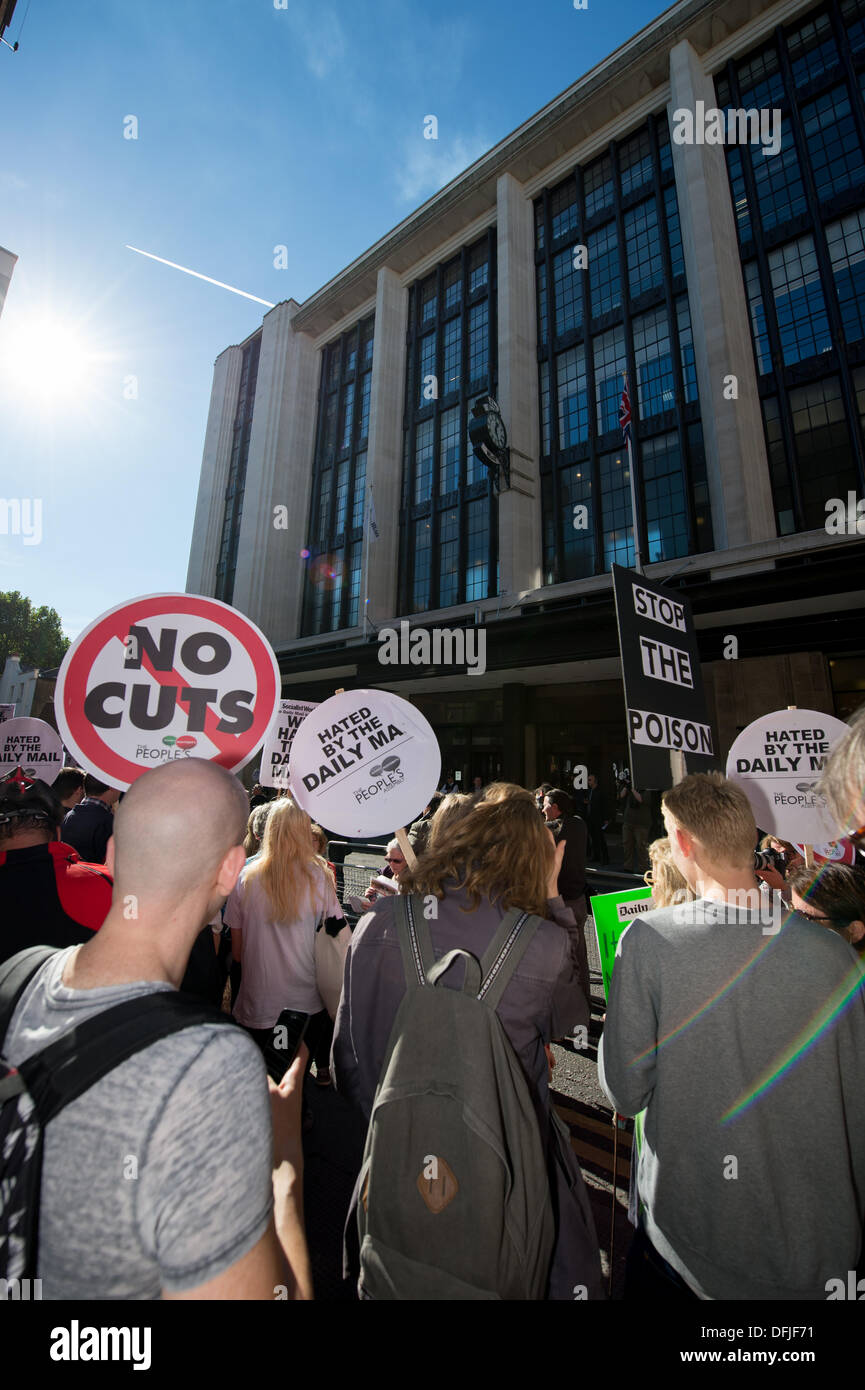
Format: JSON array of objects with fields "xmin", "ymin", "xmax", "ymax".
[
  {"xmin": 215, "ymin": 843, "xmax": 246, "ymax": 899},
  {"xmin": 674, "ymin": 824, "xmax": 693, "ymax": 859},
  {"xmin": 848, "ymin": 919, "xmax": 865, "ymax": 945}
]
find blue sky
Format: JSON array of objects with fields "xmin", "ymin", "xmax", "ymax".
[{"xmin": 0, "ymin": 0, "xmax": 672, "ymax": 643}]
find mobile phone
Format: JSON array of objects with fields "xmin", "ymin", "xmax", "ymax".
[{"xmin": 261, "ymin": 1008, "xmax": 310, "ymax": 1083}]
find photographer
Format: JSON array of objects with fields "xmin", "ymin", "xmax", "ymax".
[{"xmin": 617, "ymin": 769, "xmax": 652, "ymax": 874}]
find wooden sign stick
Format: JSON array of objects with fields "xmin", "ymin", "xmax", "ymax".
[{"xmin": 395, "ymin": 826, "xmax": 417, "ymax": 870}]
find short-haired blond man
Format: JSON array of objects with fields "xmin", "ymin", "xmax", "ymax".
[{"xmin": 598, "ymin": 772, "xmax": 865, "ymax": 1301}]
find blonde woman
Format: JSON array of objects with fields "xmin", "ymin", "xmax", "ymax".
[
  {"xmin": 332, "ymin": 785, "xmax": 603, "ymax": 1299},
  {"xmin": 645, "ymin": 837, "xmax": 694, "ymax": 909},
  {"xmin": 225, "ymin": 799, "xmax": 346, "ymax": 1074}
]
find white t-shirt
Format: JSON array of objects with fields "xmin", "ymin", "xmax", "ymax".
[{"xmin": 225, "ymin": 860, "xmax": 339, "ymax": 1026}]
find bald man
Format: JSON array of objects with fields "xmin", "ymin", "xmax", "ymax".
[{"xmin": 2, "ymin": 759, "xmax": 311, "ymax": 1300}]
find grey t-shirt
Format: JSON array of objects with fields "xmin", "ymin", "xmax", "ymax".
[{"xmin": 5, "ymin": 947, "xmax": 274, "ymax": 1300}]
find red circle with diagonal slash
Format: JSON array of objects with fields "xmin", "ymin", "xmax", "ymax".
[{"xmin": 55, "ymin": 593, "xmax": 280, "ymax": 790}]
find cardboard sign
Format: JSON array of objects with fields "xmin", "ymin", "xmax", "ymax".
[
  {"xmin": 612, "ymin": 564, "xmax": 717, "ymax": 787},
  {"xmin": 0, "ymin": 716, "xmax": 64, "ymax": 783},
  {"xmin": 54, "ymin": 593, "xmax": 280, "ymax": 790},
  {"xmin": 726, "ymin": 708, "xmax": 851, "ymax": 843},
  {"xmin": 260, "ymin": 699, "xmax": 318, "ymax": 789},
  {"xmin": 0, "ymin": 704, "xmax": 15, "ymax": 724},
  {"xmin": 288, "ymin": 688, "xmax": 441, "ymax": 837},
  {"xmin": 590, "ymin": 886, "xmax": 653, "ymax": 1000}
]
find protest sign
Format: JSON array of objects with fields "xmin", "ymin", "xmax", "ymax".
[
  {"xmin": 612, "ymin": 564, "xmax": 716, "ymax": 787},
  {"xmin": 288, "ymin": 688, "xmax": 441, "ymax": 837},
  {"xmin": 260, "ymin": 699, "xmax": 318, "ymax": 789},
  {"xmin": 726, "ymin": 708, "xmax": 850, "ymax": 844},
  {"xmin": 793, "ymin": 838, "xmax": 856, "ymax": 866},
  {"xmin": 54, "ymin": 593, "xmax": 280, "ymax": 790},
  {"xmin": 590, "ymin": 885, "xmax": 653, "ymax": 999},
  {"xmin": 0, "ymin": 716, "xmax": 64, "ymax": 783},
  {"xmin": 0, "ymin": 704, "xmax": 15, "ymax": 724}
]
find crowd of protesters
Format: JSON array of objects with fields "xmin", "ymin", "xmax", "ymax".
[{"xmin": 1, "ymin": 708, "xmax": 864, "ymax": 1301}]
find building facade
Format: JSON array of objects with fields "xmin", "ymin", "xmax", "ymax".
[{"xmin": 187, "ymin": 0, "xmax": 865, "ymax": 792}]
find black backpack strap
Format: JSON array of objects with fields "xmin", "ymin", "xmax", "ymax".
[
  {"xmin": 478, "ymin": 908, "xmax": 543, "ymax": 1011},
  {"xmin": 395, "ymin": 894, "xmax": 435, "ymax": 989},
  {"xmin": 0, "ymin": 946, "xmax": 61, "ymax": 1046},
  {"xmin": 18, "ymin": 990, "xmax": 237, "ymax": 1128}
]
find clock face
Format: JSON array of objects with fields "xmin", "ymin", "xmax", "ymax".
[{"xmin": 487, "ymin": 411, "xmax": 506, "ymax": 449}]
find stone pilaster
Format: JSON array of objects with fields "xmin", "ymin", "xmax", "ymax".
[
  {"xmin": 231, "ymin": 300, "xmax": 319, "ymax": 645},
  {"xmin": 668, "ymin": 39, "xmax": 776, "ymax": 548},
  {"xmin": 364, "ymin": 267, "xmax": 408, "ymax": 622}
]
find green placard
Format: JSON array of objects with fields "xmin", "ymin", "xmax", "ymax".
[{"xmin": 590, "ymin": 886, "xmax": 653, "ymax": 1000}]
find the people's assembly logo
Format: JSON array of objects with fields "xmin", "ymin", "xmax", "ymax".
[{"xmin": 356, "ymin": 754, "xmax": 404, "ymax": 804}]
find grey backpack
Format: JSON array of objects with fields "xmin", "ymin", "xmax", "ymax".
[{"xmin": 356, "ymin": 894, "xmax": 556, "ymax": 1300}]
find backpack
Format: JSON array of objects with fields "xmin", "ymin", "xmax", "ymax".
[
  {"xmin": 0, "ymin": 945, "xmax": 236, "ymax": 1285},
  {"xmin": 355, "ymin": 894, "xmax": 556, "ymax": 1300}
]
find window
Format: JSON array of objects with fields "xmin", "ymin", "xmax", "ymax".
[
  {"xmin": 826, "ymin": 209, "xmax": 865, "ymax": 343},
  {"xmin": 737, "ymin": 43, "xmax": 785, "ymax": 108},
  {"xmin": 801, "ymin": 84, "xmax": 865, "ymax": 204},
  {"xmin": 643, "ymin": 432, "xmax": 690, "ymax": 562},
  {"xmin": 593, "ymin": 325, "xmax": 627, "ymax": 435},
  {"xmin": 599, "ymin": 448, "xmax": 636, "ymax": 570},
  {"xmin": 468, "ymin": 300, "xmax": 490, "ymax": 384},
  {"xmin": 560, "ymin": 463, "xmax": 594, "ymax": 579},
  {"xmin": 537, "ymin": 261, "xmax": 549, "ymax": 346},
  {"xmin": 439, "ymin": 508, "xmax": 460, "ymax": 608},
  {"xmin": 465, "ymin": 499, "xmax": 489, "ymax": 601},
  {"xmin": 442, "ymin": 317, "xmax": 462, "ymax": 395},
  {"xmin": 790, "ymin": 376, "xmax": 856, "ymax": 528},
  {"xmin": 540, "ymin": 359, "xmax": 552, "ymax": 456},
  {"xmin": 588, "ymin": 221, "xmax": 621, "ymax": 317},
  {"xmin": 557, "ymin": 346, "xmax": 589, "ymax": 448},
  {"xmin": 439, "ymin": 408, "xmax": 461, "ymax": 494},
  {"xmin": 676, "ymin": 297, "xmax": 699, "ymax": 404},
  {"xmin": 418, "ymin": 331, "xmax": 436, "ymax": 406},
  {"xmin": 725, "ymin": 149, "xmax": 752, "ymax": 245},
  {"xmin": 550, "ymin": 178, "xmax": 579, "ymax": 241},
  {"xmin": 402, "ymin": 234, "xmax": 496, "ymax": 612},
  {"xmin": 420, "ymin": 276, "xmax": 437, "ymax": 324},
  {"xmin": 414, "ymin": 418, "xmax": 434, "ymax": 504},
  {"xmin": 215, "ymin": 333, "xmax": 260, "ymax": 604},
  {"xmin": 762, "ymin": 396, "xmax": 796, "ymax": 534},
  {"xmin": 750, "ymin": 125, "xmax": 807, "ymax": 231},
  {"xmin": 786, "ymin": 11, "xmax": 839, "ymax": 88},
  {"xmin": 625, "ymin": 198, "xmax": 663, "ymax": 298},
  {"xmin": 301, "ymin": 314, "xmax": 374, "ymax": 634},
  {"xmin": 663, "ymin": 184, "xmax": 686, "ymax": 276},
  {"xmin": 768, "ymin": 236, "xmax": 832, "ymax": 365},
  {"xmin": 744, "ymin": 260, "xmax": 772, "ymax": 374},
  {"xmin": 553, "ymin": 245, "xmax": 584, "ymax": 334},
  {"xmin": 584, "ymin": 155, "xmax": 614, "ymax": 220},
  {"xmin": 842, "ymin": 0, "xmax": 865, "ymax": 54},
  {"xmin": 632, "ymin": 306, "xmax": 675, "ymax": 420},
  {"xmin": 618, "ymin": 127, "xmax": 653, "ymax": 197}
]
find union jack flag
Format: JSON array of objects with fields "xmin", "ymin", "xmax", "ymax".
[{"xmin": 620, "ymin": 376, "xmax": 632, "ymax": 444}]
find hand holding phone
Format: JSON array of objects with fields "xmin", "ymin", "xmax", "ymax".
[{"xmin": 262, "ymin": 1008, "xmax": 310, "ymax": 1084}]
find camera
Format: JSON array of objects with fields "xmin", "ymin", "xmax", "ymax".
[
  {"xmin": 613, "ymin": 762, "xmax": 631, "ymax": 787},
  {"xmin": 754, "ymin": 847, "xmax": 787, "ymax": 874}
]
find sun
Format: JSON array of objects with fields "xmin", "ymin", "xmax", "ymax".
[{"xmin": 0, "ymin": 311, "xmax": 101, "ymax": 407}]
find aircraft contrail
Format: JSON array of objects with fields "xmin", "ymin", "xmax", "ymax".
[{"xmin": 125, "ymin": 245, "xmax": 276, "ymax": 307}]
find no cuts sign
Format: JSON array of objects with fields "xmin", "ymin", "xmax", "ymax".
[
  {"xmin": 55, "ymin": 594, "xmax": 280, "ymax": 790},
  {"xmin": 726, "ymin": 708, "xmax": 851, "ymax": 843},
  {"xmin": 612, "ymin": 565, "xmax": 717, "ymax": 787},
  {"xmin": 288, "ymin": 688, "xmax": 441, "ymax": 838}
]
